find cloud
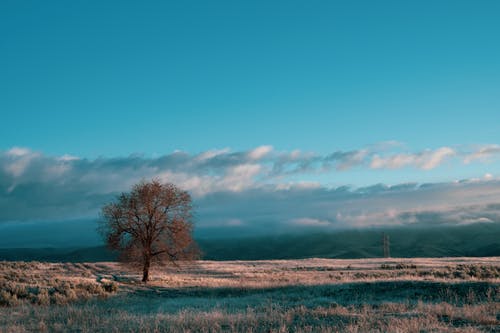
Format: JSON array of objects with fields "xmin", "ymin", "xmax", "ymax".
[
  {"xmin": 195, "ymin": 180, "xmax": 500, "ymax": 233},
  {"xmin": 6, "ymin": 147, "xmax": 32, "ymax": 157},
  {"xmin": 464, "ymin": 144, "xmax": 500, "ymax": 164},
  {"xmin": 247, "ymin": 145, "xmax": 273, "ymax": 160},
  {"xmin": 324, "ymin": 150, "xmax": 368, "ymax": 171},
  {"xmin": 370, "ymin": 147, "xmax": 456, "ymax": 170},
  {"xmin": 397, "ymin": 203, "xmax": 500, "ymax": 226},
  {"xmin": 1, "ymin": 145, "xmax": 500, "ymax": 228},
  {"xmin": 194, "ymin": 148, "xmax": 230, "ymax": 161},
  {"xmin": 3, "ymin": 147, "xmax": 40, "ymax": 178},
  {"xmin": 291, "ymin": 218, "xmax": 331, "ymax": 227}
]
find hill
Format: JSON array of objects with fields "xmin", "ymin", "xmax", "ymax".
[{"xmin": 1, "ymin": 223, "xmax": 499, "ymax": 262}]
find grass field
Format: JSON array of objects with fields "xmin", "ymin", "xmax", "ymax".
[{"xmin": 1, "ymin": 257, "xmax": 499, "ymax": 332}]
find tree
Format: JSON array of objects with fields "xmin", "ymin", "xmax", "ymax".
[{"xmin": 99, "ymin": 180, "xmax": 199, "ymax": 282}]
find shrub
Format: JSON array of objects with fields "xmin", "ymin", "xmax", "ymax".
[
  {"xmin": 102, "ymin": 282, "xmax": 118, "ymax": 293},
  {"xmin": 0, "ymin": 290, "xmax": 20, "ymax": 306},
  {"xmin": 10, "ymin": 283, "xmax": 28, "ymax": 299},
  {"xmin": 37, "ymin": 289, "xmax": 50, "ymax": 306},
  {"xmin": 77, "ymin": 282, "xmax": 107, "ymax": 297}
]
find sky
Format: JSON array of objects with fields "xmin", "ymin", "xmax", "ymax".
[{"xmin": 1, "ymin": 1, "xmax": 500, "ymax": 243}]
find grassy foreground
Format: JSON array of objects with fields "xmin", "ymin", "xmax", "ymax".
[{"xmin": 1, "ymin": 258, "xmax": 499, "ymax": 332}]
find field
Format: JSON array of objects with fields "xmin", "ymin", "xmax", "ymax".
[{"xmin": 1, "ymin": 257, "xmax": 499, "ymax": 332}]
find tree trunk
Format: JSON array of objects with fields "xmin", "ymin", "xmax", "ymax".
[{"xmin": 142, "ymin": 257, "xmax": 151, "ymax": 282}]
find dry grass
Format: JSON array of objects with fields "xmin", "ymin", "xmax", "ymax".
[
  {"xmin": 0, "ymin": 261, "xmax": 117, "ymax": 306},
  {"xmin": 0, "ymin": 257, "xmax": 499, "ymax": 332}
]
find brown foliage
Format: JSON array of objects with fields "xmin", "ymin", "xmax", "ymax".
[{"xmin": 99, "ymin": 180, "xmax": 199, "ymax": 282}]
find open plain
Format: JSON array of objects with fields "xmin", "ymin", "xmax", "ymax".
[{"xmin": 1, "ymin": 257, "xmax": 499, "ymax": 332}]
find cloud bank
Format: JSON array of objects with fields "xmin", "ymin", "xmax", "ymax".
[{"xmin": 1, "ymin": 145, "xmax": 500, "ymax": 231}]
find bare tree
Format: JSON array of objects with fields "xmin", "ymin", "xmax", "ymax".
[{"xmin": 99, "ymin": 180, "xmax": 199, "ymax": 282}]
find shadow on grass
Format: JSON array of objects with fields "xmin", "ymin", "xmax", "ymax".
[{"xmin": 132, "ymin": 280, "xmax": 499, "ymax": 305}]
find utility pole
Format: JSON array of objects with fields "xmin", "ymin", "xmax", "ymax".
[{"xmin": 382, "ymin": 232, "xmax": 390, "ymax": 258}]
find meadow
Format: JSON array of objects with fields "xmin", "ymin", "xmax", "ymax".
[{"xmin": 1, "ymin": 257, "xmax": 499, "ymax": 332}]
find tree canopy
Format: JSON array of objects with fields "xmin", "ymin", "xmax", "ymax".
[{"xmin": 99, "ymin": 180, "xmax": 199, "ymax": 282}]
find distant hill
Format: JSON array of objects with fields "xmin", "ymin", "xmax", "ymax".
[
  {"xmin": 0, "ymin": 223, "xmax": 499, "ymax": 261},
  {"xmin": 198, "ymin": 223, "xmax": 500, "ymax": 260},
  {"xmin": 0, "ymin": 246, "xmax": 117, "ymax": 262}
]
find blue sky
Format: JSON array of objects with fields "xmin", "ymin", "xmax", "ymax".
[
  {"xmin": 2, "ymin": 1, "xmax": 499, "ymax": 157},
  {"xmin": 1, "ymin": 1, "xmax": 500, "ymax": 236}
]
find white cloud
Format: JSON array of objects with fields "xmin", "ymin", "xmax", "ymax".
[
  {"xmin": 6, "ymin": 147, "xmax": 32, "ymax": 157},
  {"xmin": 247, "ymin": 145, "xmax": 273, "ymax": 160},
  {"xmin": 370, "ymin": 147, "xmax": 455, "ymax": 170},
  {"xmin": 1, "ymin": 145, "xmax": 500, "ymax": 226},
  {"xmin": 195, "ymin": 180, "xmax": 500, "ymax": 232},
  {"xmin": 58, "ymin": 154, "xmax": 80, "ymax": 162},
  {"xmin": 219, "ymin": 164, "xmax": 262, "ymax": 192},
  {"xmin": 3, "ymin": 147, "xmax": 39, "ymax": 177},
  {"xmin": 291, "ymin": 218, "xmax": 331, "ymax": 227},
  {"xmin": 275, "ymin": 181, "xmax": 321, "ymax": 190},
  {"xmin": 421, "ymin": 147, "xmax": 455, "ymax": 169},
  {"xmin": 195, "ymin": 148, "xmax": 230, "ymax": 161},
  {"xmin": 464, "ymin": 144, "xmax": 500, "ymax": 164}
]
